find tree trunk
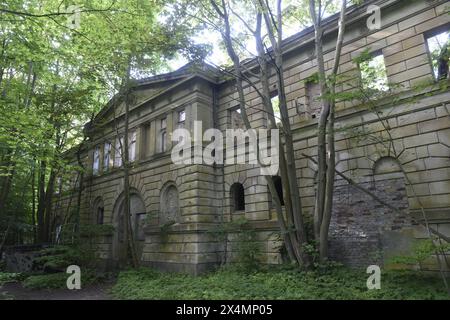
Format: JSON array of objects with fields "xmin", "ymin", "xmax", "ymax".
[
  {"xmin": 309, "ymin": 0, "xmax": 347, "ymax": 262},
  {"xmin": 43, "ymin": 168, "xmax": 56, "ymax": 242},
  {"xmin": 210, "ymin": 0, "xmax": 312, "ymax": 267},
  {"xmin": 74, "ymin": 142, "xmax": 86, "ymax": 239},
  {"xmin": 115, "ymin": 59, "xmax": 139, "ymax": 268},
  {"xmin": 37, "ymin": 160, "xmax": 46, "ymax": 242},
  {"xmin": 0, "ymin": 149, "xmax": 17, "ymax": 214},
  {"xmin": 31, "ymin": 159, "xmax": 36, "ymax": 243}
]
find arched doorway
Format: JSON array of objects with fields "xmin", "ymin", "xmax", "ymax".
[{"xmin": 112, "ymin": 191, "xmax": 146, "ymax": 265}]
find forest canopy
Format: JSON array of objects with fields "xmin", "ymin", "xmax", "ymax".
[{"xmin": 0, "ymin": 0, "xmax": 202, "ymax": 243}]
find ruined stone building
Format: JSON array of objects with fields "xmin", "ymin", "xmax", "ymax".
[{"xmin": 54, "ymin": 0, "xmax": 450, "ymax": 274}]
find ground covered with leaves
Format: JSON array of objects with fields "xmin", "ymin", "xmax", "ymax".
[{"xmin": 111, "ymin": 266, "xmax": 450, "ymax": 300}]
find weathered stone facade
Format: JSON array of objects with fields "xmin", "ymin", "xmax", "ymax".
[{"xmin": 54, "ymin": 0, "xmax": 450, "ymax": 274}]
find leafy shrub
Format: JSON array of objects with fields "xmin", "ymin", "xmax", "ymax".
[{"xmin": 33, "ymin": 245, "xmax": 96, "ymax": 272}]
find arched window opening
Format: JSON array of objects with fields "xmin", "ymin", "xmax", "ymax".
[
  {"xmin": 93, "ymin": 197, "xmax": 104, "ymax": 225},
  {"xmin": 230, "ymin": 183, "xmax": 245, "ymax": 212},
  {"xmin": 97, "ymin": 207, "xmax": 104, "ymax": 225}
]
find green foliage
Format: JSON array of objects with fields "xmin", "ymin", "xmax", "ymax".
[
  {"xmin": 22, "ymin": 273, "xmax": 69, "ymax": 290},
  {"xmin": 0, "ymin": 272, "xmax": 25, "ymax": 285},
  {"xmin": 32, "ymin": 245, "xmax": 90, "ymax": 271},
  {"xmin": 0, "ymin": 0, "xmax": 196, "ymax": 244},
  {"xmin": 79, "ymin": 223, "xmax": 115, "ymax": 238},
  {"xmin": 303, "ymin": 72, "xmax": 319, "ymax": 85},
  {"xmin": 390, "ymin": 239, "xmax": 450, "ymax": 268},
  {"xmin": 22, "ymin": 270, "xmax": 101, "ymax": 290},
  {"xmin": 0, "ymin": 272, "xmax": 25, "ymax": 299},
  {"xmin": 234, "ymin": 228, "xmax": 261, "ymax": 272},
  {"xmin": 429, "ymin": 34, "xmax": 450, "ymax": 78},
  {"xmin": 33, "ymin": 224, "xmax": 113, "ymax": 271},
  {"xmin": 111, "ymin": 266, "xmax": 450, "ymax": 300},
  {"xmin": 209, "ymin": 217, "xmax": 261, "ymax": 272}
]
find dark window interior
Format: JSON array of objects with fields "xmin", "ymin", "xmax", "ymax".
[
  {"xmin": 97, "ymin": 207, "xmax": 104, "ymax": 225},
  {"xmin": 230, "ymin": 183, "xmax": 245, "ymax": 212},
  {"xmin": 273, "ymin": 176, "xmax": 284, "ymax": 206}
]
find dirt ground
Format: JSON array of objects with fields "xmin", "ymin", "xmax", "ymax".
[{"xmin": 0, "ymin": 282, "xmax": 114, "ymax": 300}]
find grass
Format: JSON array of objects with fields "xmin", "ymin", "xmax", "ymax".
[{"xmin": 111, "ymin": 266, "xmax": 450, "ymax": 300}]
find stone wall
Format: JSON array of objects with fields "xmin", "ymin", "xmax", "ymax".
[
  {"xmin": 2, "ymin": 245, "xmax": 48, "ymax": 273},
  {"xmin": 53, "ymin": 0, "xmax": 450, "ymax": 273},
  {"xmin": 216, "ymin": 0, "xmax": 450, "ymax": 270}
]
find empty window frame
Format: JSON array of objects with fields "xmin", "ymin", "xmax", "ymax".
[
  {"xmin": 160, "ymin": 117, "xmax": 167, "ymax": 152},
  {"xmin": 141, "ymin": 123, "xmax": 151, "ymax": 159},
  {"xmin": 97, "ymin": 206, "xmax": 104, "ymax": 225},
  {"xmin": 269, "ymin": 176, "xmax": 284, "ymax": 208},
  {"xmin": 359, "ymin": 52, "xmax": 389, "ymax": 91},
  {"xmin": 114, "ymin": 136, "xmax": 124, "ymax": 167},
  {"xmin": 93, "ymin": 146, "xmax": 100, "ymax": 175},
  {"xmin": 271, "ymin": 94, "xmax": 281, "ymax": 124},
  {"xmin": 129, "ymin": 130, "xmax": 137, "ymax": 162},
  {"xmin": 93, "ymin": 197, "xmax": 104, "ymax": 225},
  {"xmin": 230, "ymin": 183, "xmax": 245, "ymax": 212},
  {"xmin": 103, "ymin": 141, "xmax": 112, "ymax": 171},
  {"xmin": 425, "ymin": 28, "xmax": 450, "ymax": 80},
  {"xmin": 178, "ymin": 109, "xmax": 186, "ymax": 128},
  {"xmin": 306, "ymin": 80, "xmax": 322, "ymax": 119},
  {"xmin": 230, "ymin": 106, "xmax": 245, "ymax": 129}
]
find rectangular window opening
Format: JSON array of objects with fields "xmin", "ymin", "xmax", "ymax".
[
  {"xmin": 103, "ymin": 141, "xmax": 111, "ymax": 171},
  {"xmin": 160, "ymin": 118, "xmax": 167, "ymax": 153},
  {"xmin": 426, "ymin": 29, "xmax": 450, "ymax": 80},
  {"xmin": 306, "ymin": 81, "xmax": 322, "ymax": 119},
  {"xmin": 230, "ymin": 106, "xmax": 245, "ymax": 129},
  {"xmin": 114, "ymin": 137, "xmax": 124, "ymax": 167},
  {"xmin": 129, "ymin": 130, "xmax": 137, "ymax": 162},
  {"xmin": 271, "ymin": 94, "xmax": 281, "ymax": 124},
  {"xmin": 93, "ymin": 146, "xmax": 100, "ymax": 175},
  {"xmin": 178, "ymin": 110, "xmax": 186, "ymax": 123},
  {"xmin": 359, "ymin": 52, "xmax": 389, "ymax": 92}
]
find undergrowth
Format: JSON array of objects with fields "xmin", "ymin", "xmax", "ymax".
[
  {"xmin": 0, "ymin": 272, "xmax": 26, "ymax": 286},
  {"xmin": 111, "ymin": 266, "xmax": 450, "ymax": 300},
  {"xmin": 22, "ymin": 270, "xmax": 104, "ymax": 290}
]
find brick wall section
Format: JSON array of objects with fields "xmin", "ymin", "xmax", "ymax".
[{"xmin": 329, "ymin": 178, "xmax": 411, "ymax": 267}]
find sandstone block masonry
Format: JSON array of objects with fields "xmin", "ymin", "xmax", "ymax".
[{"xmin": 54, "ymin": 0, "xmax": 450, "ymax": 274}]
